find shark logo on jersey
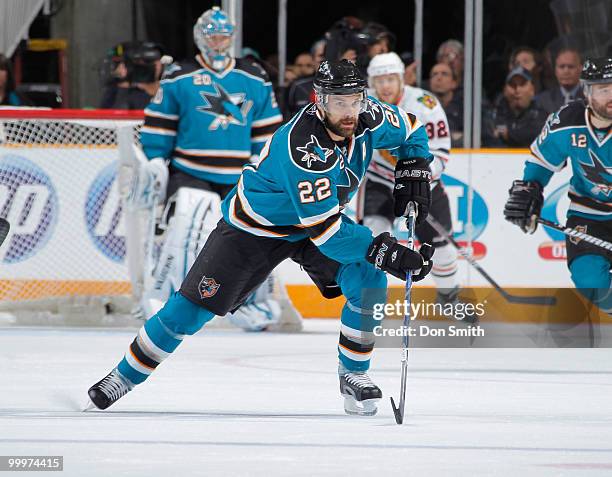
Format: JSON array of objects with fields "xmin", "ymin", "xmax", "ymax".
[
  {"xmin": 580, "ymin": 150, "xmax": 612, "ymax": 196},
  {"xmin": 337, "ymin": 166, "xmax": 360, "ymax": 206},
  {"xmin": 296, "ymin": 135, "xmax": 334, "ymax": 168},
  {"xmin": 364, "ymin": 99, "xmax": 381, "ymax": 121},
  {"xmin": 197, "ymin": 82, "xmax": 253, "ymax": 130}
]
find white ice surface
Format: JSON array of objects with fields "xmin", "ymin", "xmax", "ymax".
[{"xmin": 1, "ymin": 320, "xmax": 612, "ymax": 476}]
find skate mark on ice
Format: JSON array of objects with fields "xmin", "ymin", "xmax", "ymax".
[{"xmin": 1, "ymin": 437, "xmax": 612, "ymax": 454}]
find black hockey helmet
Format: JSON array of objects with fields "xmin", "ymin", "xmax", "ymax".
[
  {"xmin": 581, "ymin": 57, "xmax": 612, "ymax": 84},
  {"xmin": 313, "ymin": 59, "xmax": 367, "ymax": 95}
]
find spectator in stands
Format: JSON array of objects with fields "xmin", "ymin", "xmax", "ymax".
[
  {"xmin": 311, "ymin": 39, "xmax": 326, "ymax": 68},
  {"xmin": 399, "ymin": 51, "xmax": 417, "ymax": 87},
  {"xmin": 0, "ymin": 54, "xmax": 32, "ymax": 106},
  {"xmin": 429, "ymin": 61, "xmax": 497, "ymax": 147},
  {"xmin": 491, "ymin": 66, "xmax": 548, "ymax": 147},
  {"xmin": 293, "ymin": 52, "xmax": 315, "ymax": 77},
  {"xmin": 508, "ymin": 46, "xmax": 544, "ymax": 93},
  {"xmin": 284, "ymin": 64, "xmax": 299, "ymax": 84},
  {"xmin": 283, "ymin": 39, "xmax": 325, "ymax": 118},
  {"xmin": 536, "ymin": 47, "xmax": 584, "ymax": 115},
  {"xmin": 429, "ymin": 62, "xmax": 463, "ymax": 146},
  {"xmin": 436, "ymin": 39, "xmax": 464, "ymax": 86}
]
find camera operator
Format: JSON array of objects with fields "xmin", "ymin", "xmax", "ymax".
[{"xmin": 100, "ymin": 41, "xmax": 169, "ymax": 110}]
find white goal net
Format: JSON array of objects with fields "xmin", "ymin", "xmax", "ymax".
[
  {"xmin": 0, "ymin": 109, "xmax": 143, "ymax": 325},
  {"xmin": 0, "ymin": 108, "xmax": 302, "ymax": 331}
]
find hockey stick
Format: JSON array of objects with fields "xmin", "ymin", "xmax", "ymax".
[
  {"xmin": 426, "ymin": 216, "xmax": 556, "ymax": 306},
  {"xmin": 0, "ymin": 218, "xmax": 9, "ymax": 247},
  {"xmin": 390, "ymin": 201, "xmax": 417, "ymax": 425},
  {"xmin": 537, "ymin": 218, "xmax": 612, "ymax": 252}
]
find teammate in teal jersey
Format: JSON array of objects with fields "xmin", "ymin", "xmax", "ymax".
[
  {"xmin": 127, "ymin": 7, "xmax": 288, "ymax": 331},
  {"xmin": 89, "ymin": 60, "xmax": 435, "ymax": 416},
  {"xmin": 504, "ymin": 57, "xmax": 611, "ymax": 313}
]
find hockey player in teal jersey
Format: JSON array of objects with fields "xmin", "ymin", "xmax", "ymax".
[
  {"xmin": 504, "ymin": 57, "xmax": 611, "ymax": 313},
  {"xmin": 128, "ymin": 7, "xmax": 287, "ymax": 330},
  {"xmin": 89, "ymin": 60, "xmax": 434, "ymax": 416},
  {"xmin": 140, "ymin": 7, "xmax": 282, "ymax": 183}
]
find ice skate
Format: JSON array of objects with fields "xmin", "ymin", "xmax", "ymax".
[
  {"xmin": 87, "ymin": 369, "xmax": 133, "ymax": 410},
  {"xmin": 339, "ymin": 369, "xmax": 382, "ymax": 416}
]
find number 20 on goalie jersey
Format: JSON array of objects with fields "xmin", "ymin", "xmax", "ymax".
[{"xmin": 140, "ymin": 55, "xmax": 283, "ymax": 184}]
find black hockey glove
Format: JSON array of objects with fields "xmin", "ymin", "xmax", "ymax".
[
  {"xmin": 503, "ymin": 180, "xmax": 544, "ymax": 234},
  {"xmin": 393, "ymin": 157, "xmax": 432, "ymax": 224},
  {"xmin": 366, "ymin": 232, "xmax": 434, "ymax": 281}
]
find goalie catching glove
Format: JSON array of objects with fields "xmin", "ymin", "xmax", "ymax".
[
  {"xmin": 119, "ymin": 157, "xmax": 169, "ymax": 209},
  {"xmin": 393, "ymin": 157, "xmax": 432, "ymax": 224},
  {"xmin": 503, "ymin": 180, "xmax": 543, "ymax": 234},
  {"xmin": 366, "ymin": 232, "xmax": 434, "ymax": 281}
]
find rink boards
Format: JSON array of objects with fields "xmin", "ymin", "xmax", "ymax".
[{"xmin": 0, "ymin": 147, "xmax": 578, "ymax": 318}]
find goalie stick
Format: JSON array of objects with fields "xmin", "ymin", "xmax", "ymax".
[
  {"xmin": 537, "ymin": 218, "xmax": 612, "ymax": 252},
  {"xmin": 390, "ymin": 201, "xmax": 417, "ymax": 425},
  {"xmin": 426, "ymin": 216, "xmax": 556, "ymax": 306},
  {"xmin": 0, "ymin": 218, "xmax": 9, "ymax": 247}
]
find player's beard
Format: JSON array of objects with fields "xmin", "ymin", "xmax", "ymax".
[
  {"xmin": 589, "ymin": 96, "xmax": 612, "ymax": 124},
  {"xmin": 323, "ymin": 113, "xmax": 358, "ymax": 138}
]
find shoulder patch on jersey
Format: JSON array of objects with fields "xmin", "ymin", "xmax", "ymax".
[
  {"xmin": 289, "ymin": 113, "xmax": 339, "ymax": 173},
  {"xmin": 357, "ymin": 98, "xmax": 385, "ymax": 132},
  {"xmin": 161, "ymin": 60, "xmax": 200, "ymax": 80},
  {"xmin": 234, "ymin": 58, "xmax": 270, "ymax": 81},
  {"xmin": 417, "ymin": 93, "xmax": 438, "ymax": 109},
  {"xmin": 548, "ymin": 100, "xmax": 586, "ymax": 132}
]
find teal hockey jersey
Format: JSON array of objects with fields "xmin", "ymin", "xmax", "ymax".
[
  {"xmin": 220, "ymin": 97, "xmax": 432, "ymax": 264},
  {"xmin": 140, "ymin": 55, "xmax": 283, "ymax": 184},
  {"xmin": 526, "ymin": 101, "xmax": 611, "ymax": 220}
]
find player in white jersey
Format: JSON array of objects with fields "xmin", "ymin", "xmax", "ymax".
[
  {"xmin": 122, "ymin": 7, "xmax": 299, "ymax": 331},
  {"xmin": 363, "ymin": 52, "xmax": 465, "ymax": 312}
]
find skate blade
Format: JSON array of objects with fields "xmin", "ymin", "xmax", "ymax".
[
  {"xmin": 82, "ymin": 398, "xmax": 97, "ymax": 412},
  {"xmin": 343, "ymin": 396, "xmax": 380, "ymax": 416}
]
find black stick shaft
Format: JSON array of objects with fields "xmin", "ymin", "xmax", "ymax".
[
  {"xmin": 0, "ymin": 218, "xmax": 9, "ymax": 247},
  {"xmin": 426, "ymin": 216, "xmax": 555, "ymax": 306}
]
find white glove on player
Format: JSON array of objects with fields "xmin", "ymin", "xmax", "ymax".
[{"xmin": 119, "ymin": 157, "xmax": 169, "ymax": 209}]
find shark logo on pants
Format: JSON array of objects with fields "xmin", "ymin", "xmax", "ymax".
[{"xmin": 198, "ymin": 276, "xmax": 221, "ymax": 298}]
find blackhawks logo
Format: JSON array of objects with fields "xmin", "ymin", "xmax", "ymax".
[{"xmin": 417, "ymin": 94, "xmax": 437, "ymax": 110}]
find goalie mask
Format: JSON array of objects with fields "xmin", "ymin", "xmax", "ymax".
[{"xmin": 194, "ymin": 6, "xmax": 235, "ymax": 71}]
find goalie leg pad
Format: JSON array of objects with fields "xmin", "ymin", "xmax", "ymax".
[
  {"xmin": 228, "ymin": 273, "xmax": 284, "ymax": 332},
  {"xmin": 139, "ymin": 187, "xmax": 222, "ymax": 317}
]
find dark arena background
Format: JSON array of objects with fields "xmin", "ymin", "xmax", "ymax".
[{"xmin": 0, "ymin": 0, "xmax": 611, "ymax": 476}]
